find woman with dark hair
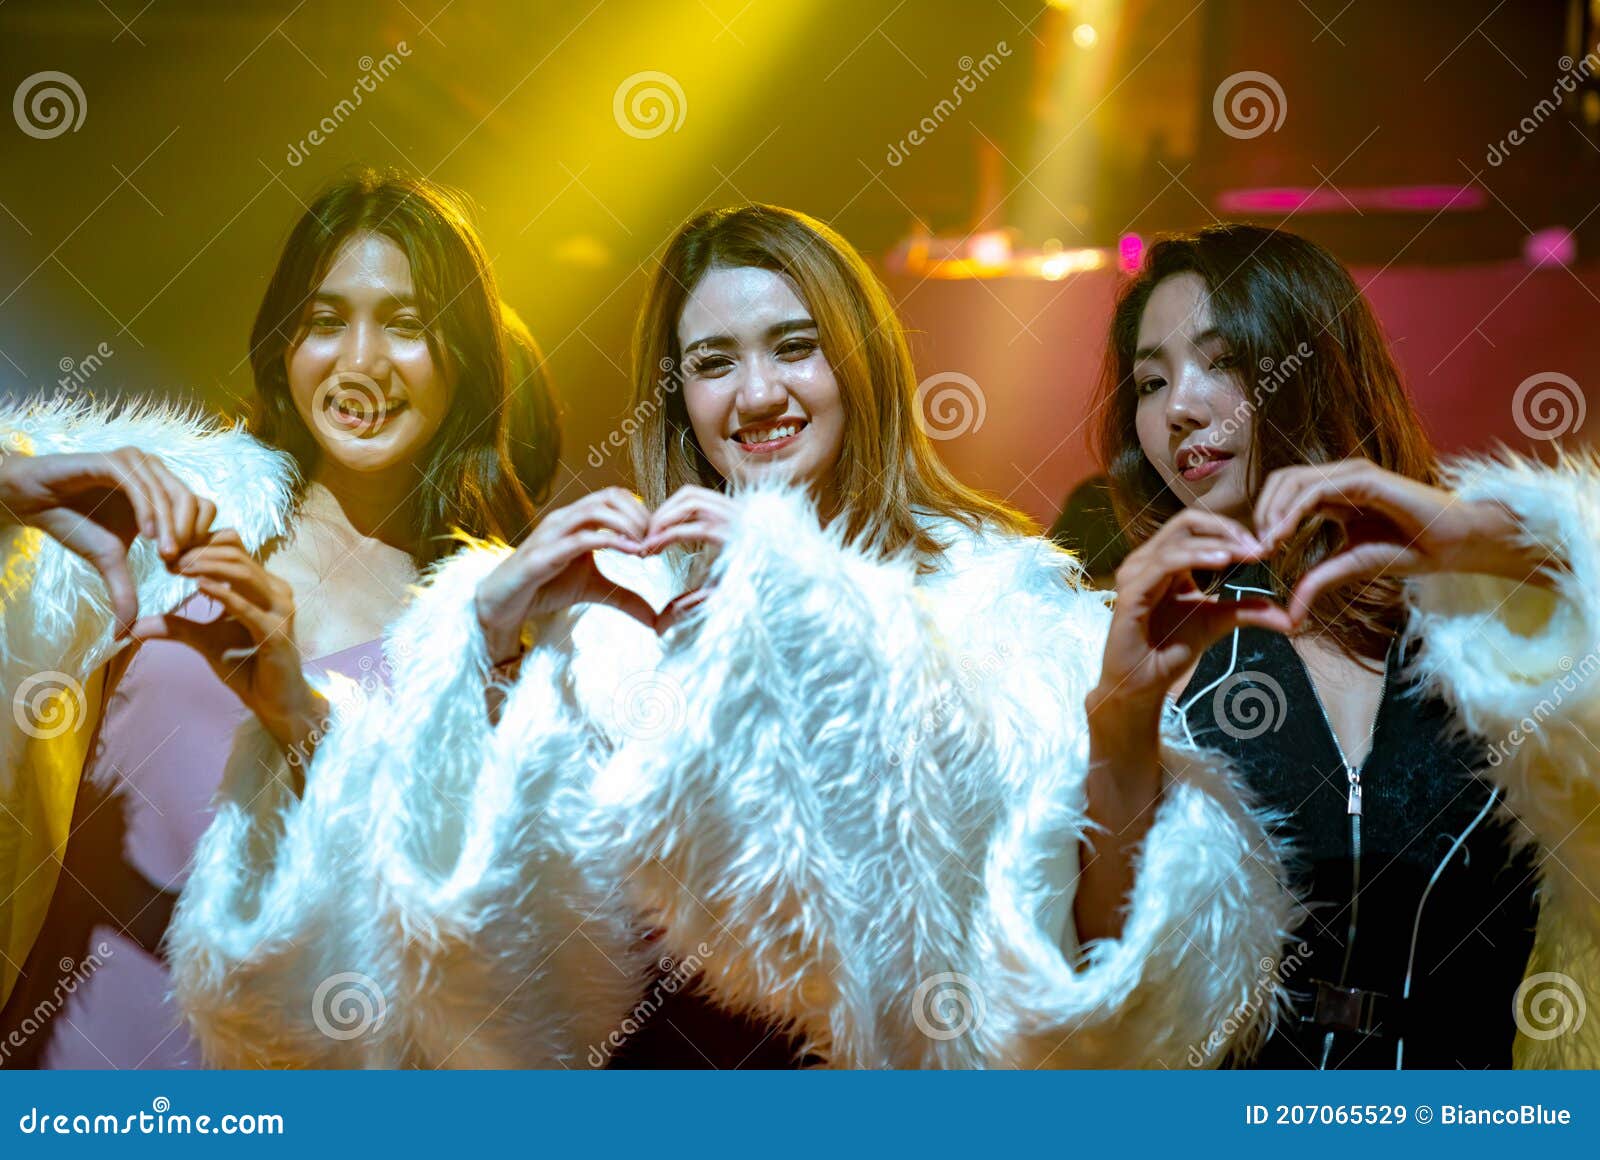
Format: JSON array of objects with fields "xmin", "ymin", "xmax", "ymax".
[
  {"xmin": 0, "ymin": 167, "xmax": 559, "ymax": 1068},
  {"xmin": 199, "ymin": 203, "xmax": 1301, "ymax": 1068},
  {"xmin": 1079, "ymin": 223, "xmax": 1598, "ymax": 1068}
]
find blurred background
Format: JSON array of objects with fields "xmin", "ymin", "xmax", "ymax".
[{"xmin": 2, "ymin": 0, "xmax": 1597, "ymax": 564}]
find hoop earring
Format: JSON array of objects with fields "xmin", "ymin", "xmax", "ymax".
[{"xmin": 677, "ymin": 425, "xmax": 697, "ymax": 464}]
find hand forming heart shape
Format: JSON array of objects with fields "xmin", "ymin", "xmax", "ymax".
[{"xmin": 477, "ymin": 485, "xmax": 745, "ymax": 659}]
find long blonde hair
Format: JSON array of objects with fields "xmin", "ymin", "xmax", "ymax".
[{"xmin": 628, "ymin": 204, "xmax": 1030, "ymax": 563}]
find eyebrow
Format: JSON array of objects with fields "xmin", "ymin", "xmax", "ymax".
[
  {"xmin": 682, "ymin": 317, "xmax": 816, "ymax": 353},
  {"xmin": 1134, "ymin": 325, "xmax": 1223, "ymax": 362},
  {"xmin": 307, "ymin": 290, "xmax": 418, "ymax": 309}
]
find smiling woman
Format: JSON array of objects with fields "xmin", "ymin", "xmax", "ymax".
[
  {"xmin": 1082, "ymin": 224, "xmax": 1600, "ymax": 1069},
  {"xmin": 0, "ymin": 168, "xmax": 557, "ymax": 1069},
  {"xmin": 248, "ymin": 170, "xmax": 537, "ymax": 564}
]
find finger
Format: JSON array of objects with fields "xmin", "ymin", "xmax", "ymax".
[
  {"xmin": 35, "ymin": 507, "xmax": 139, "ymax": 636},
  {"xmin": 128, "ymin": 612, "xmax": 216, "ymax": 653},
  {"xmin": 1257, "ymin": 463, "xmax": 1378, "ymax": 550},
  {"xmin": 1289, "ymin": 542, "xmax": 1414, "ymax": 625},
  {"xmin": 1257, "ymin": 472, "xmax": 1338, "ymax": 550},
  {"xmin": 520, "ymin": 529, "xmax": 643, "ymax": 584},
  {"xmin": 1208, "ymin": 596, "xmax": 1296, "ymax": 637},
  {"xmin": 144, "ymin": 457, "xmax": 204, "ymax": 558},
  {"xmin": 598, "ymin": 488, "xmax": 652, "ymax": 540},
  {"xmin": 1170, "ymin": 598, "xmax": 1295, "ymax": 656},
  {"xmin": 584, "ymin": 577, "xmax": 657, "ymax": 630},
  {"xmin": 655, "ymin": 587, "xmax": 711, "ymax": 635},
  {"xmin": 537, "ymin": 503, "xmax": 647, "ymax": 549},
  {"xmin": 196, "ymin": 578, "xmax": 280, "ymax": 644},
  {"xmin": 1176, "ymin": 514, "xmax": 1263, "ymax": 557},
  {"xmin": 83, "ymin": 534, "xmax": 139, "ymax": 638},
  {"xmin": 1126, "ymin": 537, "xmax": 1254, "ymax": 619},
  {"xmin": 120, "ymin": 456, "xmax": 178, "ymax": 558},
  {"xmin": 642, "ymin": 521, "xmax": 727, "ymax": 555},
  {"xmin": 99, "ymin": 456, "xmax": 160, "ymax": 544},
  {"xmin": 1151, "ymin": 533, "xmax": 1250, "ymax": 577},
  {"xmin": 177, "ymin": 552, "xmax": 277, "ymax": 609},
  {"xmin": 194, "ymin": 496, "xmax": 218, "ymax": 541},
  {"xmin": 650, "ymin": 486, "xmax": 734, "ymax": 533},
  {"xmin": 1252, "ymin": 465, "xmax": 1302, "ymax": 544},
  {"xmin": 203, "ymin": 526, "xmax": 246, "ymax": 550}
]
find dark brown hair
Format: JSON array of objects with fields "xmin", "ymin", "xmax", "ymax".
[
  {"xmin": 1096, "ymin": 224, "xmax": 1438, "ymax": 657},
  {"xmin": 247, "ymin": 168, "xmax": 537, "ymax": 565},
  {"xmin": 500, "ymin": 301, "xmax": 562, "ymax": 518},
  {"xmin": 628, "ymin": 203, "xmax": 1031, "ymax": 564}
]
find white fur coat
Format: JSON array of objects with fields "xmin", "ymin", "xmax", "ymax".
[
  {"xmin": 8, "ymin": 397, "xmax": 1597, "ymax": 1069},
  {"xmin": 173, "ymin": 482, "xmax": 1298, "ymax": 1068}
]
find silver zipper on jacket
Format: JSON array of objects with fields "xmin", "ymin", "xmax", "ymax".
[{"xmin": 1311, "ymin": 651, "xmax": 1387, "ymax": 1069}]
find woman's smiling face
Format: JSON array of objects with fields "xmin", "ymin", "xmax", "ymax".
[
  {"xmin": 677, "ymin": 264, "xmax": 846, "ymax": 499},
  {"xmin": 1132, "ymin": 271, "xmax": 1256, "ymax": 524},
  {"xmin": 286, "ymin": 230, "xmax": 454, "ymax": 474}
]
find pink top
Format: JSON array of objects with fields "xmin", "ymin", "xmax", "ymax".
[{"xmin": 0, "ymin": 594, "xmax": 386, "ymax": 1069}]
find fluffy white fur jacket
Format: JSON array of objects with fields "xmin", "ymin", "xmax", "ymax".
[{"xmin": 4, "ymin": 397, "xmax": 1597, "ymax": 1068}]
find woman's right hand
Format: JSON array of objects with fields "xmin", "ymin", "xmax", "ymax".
[
  {"xmin": 1091, "ymin": 509, "xmax": 1288, "ymax": 726},
  {"xmin": 1076, "ymin": 508, "xmax": 1290, "ymax": 945},
  {"xmin": 474, "ymin": 488, "xmax": 655, "ymax": 666},
  {"xmin": 0, "ymin": 447, "xmax": 217, "ymax": 636}
]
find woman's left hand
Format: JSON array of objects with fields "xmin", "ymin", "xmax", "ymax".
[
  {"xmin": 129, "ymin": 529, "xmax": 327, "ymax": 764},
  {"xmin": 1254, "ymin": 458, "xmax": 1555, "ymax": 624},
  {"xmin": 640, "ymin": 485, "xmax": 738, "ymax": 556}
]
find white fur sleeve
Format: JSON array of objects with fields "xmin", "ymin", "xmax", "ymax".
[
  {"xmin": 168, "ymin": 545, "xmax": 508, "ymax": 1067},
  {"xmin": 595, "ymin": 489, "xmax": 1295, "ymax": 1068},
  {"xmin": 167, "ymin": 676, "xmax": 402, "ymax": 1067},
  {"xmin": 173, "ymin": 539, "xmax": 669, "ymax": 1067},
  {"xmin": 365, "ymin": 542, "xmax": 656, "ymax": 1067},
  {"xmin": 1405, "ymin": 453, "xmax": 1600, "ymax": 896}
]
